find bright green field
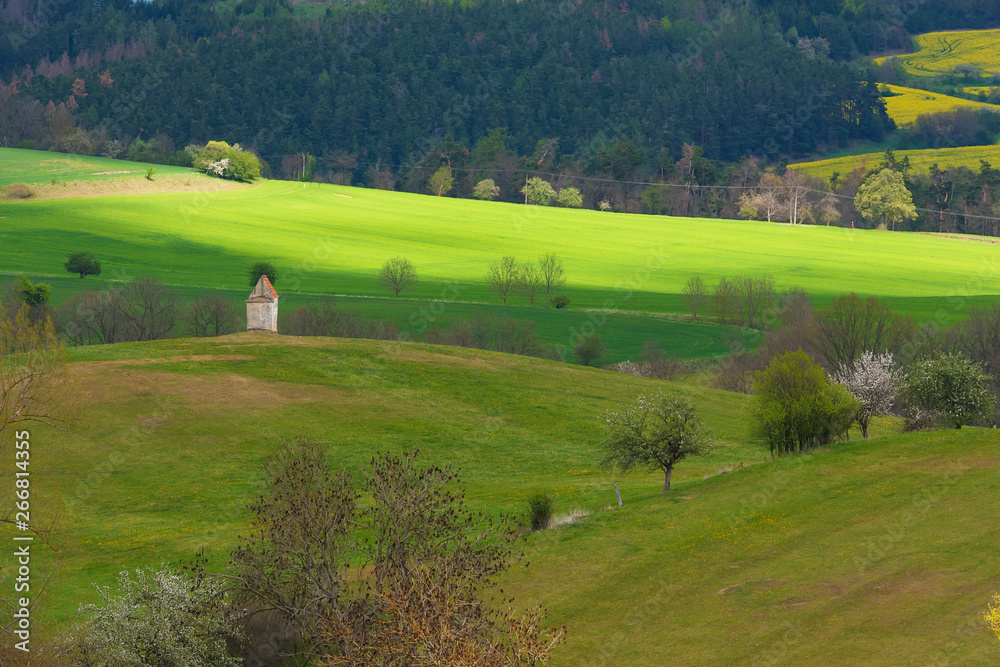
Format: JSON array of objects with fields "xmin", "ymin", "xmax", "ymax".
[
  {"xmin": 880, "ymin": 84, "xmax": 1000, "ymax": 126},
  {"xmin": 3, "ymin": 149, "xmax": 999, "ymax": 330},
  {"xmin": 879, "ymin": 29, "xmax": 1000, "ymax": 78},
  {"xmin": 4, "ymin": 335, "xmax": 998, "ymax": 664},
  {"xmin": 790, "ymin": 144, "xmax": 1000, "ymax": 181},
  {"xmin": 0, "ymin": 147, "xmax": 192, "ymax": 186}
]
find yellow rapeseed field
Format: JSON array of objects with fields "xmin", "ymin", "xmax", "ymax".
[
  {"xmin": 880, "ymin": 84, "xmax": 999, "ymax": 126},
  {"xmin": 877, "ymin": 29, "xmax": 1000, "ymax": 77},
  {"xmin": 789, "ymin": 144, "xmax": 1000, "ymax": 182},
  {"xmin": 963, "ymin": 86, "xmax": 1000, "ymax": 98}
]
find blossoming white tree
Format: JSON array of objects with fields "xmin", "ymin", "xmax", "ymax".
[
  {"xmin": 833, "ymin": 350, "xmax": 900, "ymax": 439},
  {"xmin": 73, "ymin": 564, "xmax": 239, "ymax": 666}
]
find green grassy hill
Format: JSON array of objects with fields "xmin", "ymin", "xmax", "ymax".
[
  {"xmin": 2, "ymin": 149, "xmax": 998, "ymax": 330},
  {"xmin": 5, "ymin": 335, "xmax": 998, "ymax": 664}
]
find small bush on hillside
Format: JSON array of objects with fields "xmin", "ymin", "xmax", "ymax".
[
  {"xmin": 902, "ymin": 353, "xmax": 996, "ymax": 429},
  {"xmin": 4, "ymin": 182, "xmax": 33, "ymax": 199},
  {"xmin": 552, "ymin": 295, "xmax": 570, "ymax": 309},
  {"xmin": 528, "ymin": 492, "xmax": 553, "ymax": 530},
  {"xmin": 575, "ymin": 334, "xmax": 605, "ymax": 367},
  {"xmin": 749, "ymin": 350, "xmax": 858, "ymax": 456}
]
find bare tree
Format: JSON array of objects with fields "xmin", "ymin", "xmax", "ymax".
[
  {"xmin": 320, "ymin": 451, "xmax": 562, "ymax": 666},
  {"xmin": 186, "ymin": 295, "xmax": 242, "ymax": 337},
  {"xmin": 816, "ymin": 293, "xmax": 915, "ymax": 368},
  {"xmin": 123, "ymin": 277, "xmax": 178, "ymax": 341},
  {"xmin": 713, "ymin": 277, "xmax": 736, "ymax": 325},
  {"xmin": 229, "ymin": 440, "xmax": 357, "ymax": 661},
  {"xmin": 486, "ymin": 256, "xmax": 521, "ymax": 305},
  {"xmin": 0, "ymin": 305, "xmax": 65, "ymax": 638},
  {"xmin": 734, "ymin": 273, "xmax": 776, "ymax": 329},
  {"xmin": 230, "ymin": 444, "xmax": 563, "ymax": 664},
  {"xmin": 58, "ymin": 290, "xmax": 127, "ymax": 345},
  {"xmin": 519, "ymin": 261, "xmax": 542, "ymax": 306},
  {"xmin": 738, "ymin": 173, "xmax": 785, "ymax": 223},
  {"xmin": 538, "ymin": 254, "xmax": 566, "ymax": 307},
  {"xmin": 681, "ymin": 276, "xmax": 708, "ymax": 321},
  {"xmin": 781, "ymin": 169, "xmax": 812, "ymax": 225},
  {"xmin": 378, "ymin": 257, "xmax": 417, "ymax": 298}
]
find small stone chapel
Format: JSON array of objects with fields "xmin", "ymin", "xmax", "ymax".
[{"xmin": 246, "ymin": 274, "xmax": 278, "ymax": 332}]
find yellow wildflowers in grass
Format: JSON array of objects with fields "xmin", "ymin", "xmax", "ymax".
[{"xmin": 987, "ymin": 593, "xmax": 1000, "ymax": 641}]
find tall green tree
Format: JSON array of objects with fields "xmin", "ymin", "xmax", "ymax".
[
  {"xmin": 521, "ymin": 177, "xmax": 556, "ymax": 205},
  {"xmin": 855, "ymin": 168, "xmax": 917, "ymax": 231},
  {"xmin": 750, "ymin": 350, "xmax": 858, "ymax": 455},
  {"xmin": 64, "ymin": 252, "xmax": 102, "ymax": 279},
  {"xmin": 428, "ymin": 165, "xmax": 454, "ymax": 197},
  {"xmin": 248, "ymin": 261, "xmax": 278, "ymax": 288}
]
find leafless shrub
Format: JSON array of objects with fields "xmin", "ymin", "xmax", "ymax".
[
  {"xmin": 284, "ymin": 298, "xmax": 397, "ymax": 341},
  {"xmin": 3, "ymin": 182, "xmax": 33, "ymax": 199},
  {"xmin": 56, "ymin": 277, "xmax": 178, "ymax": 345},
  {"xmin": 186, "ymin": 294, "xmax": 241, "ymax": 337}
]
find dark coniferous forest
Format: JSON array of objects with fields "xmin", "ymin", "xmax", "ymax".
[{"xmin": 2, "ymin": 0, "xmax": 1000, "ymax": 231}]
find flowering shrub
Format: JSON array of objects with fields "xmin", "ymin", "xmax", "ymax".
[
  {"xmin": 71, "ymin": 564, "xmax": 239, "ymax": 666},
  {"xmin": 189, "ymin": 141, "xmax": 261, "ymax": 181}
]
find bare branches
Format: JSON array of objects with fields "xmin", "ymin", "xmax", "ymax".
[
  {"xmin": 486, "ymin": 257, "xmax": 521, "ymax": 305},
  {"xmin": 378, "ymin": 257, "xmax": 418, "ymax": 298},
  {"xmin": 231, "ymin": 444, "xmax": 562, "ymax": 665}
]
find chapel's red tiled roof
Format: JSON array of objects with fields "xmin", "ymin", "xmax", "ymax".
[{"xmin": 262, "ymin": 274, "xmax": 278, "ymax": 298}]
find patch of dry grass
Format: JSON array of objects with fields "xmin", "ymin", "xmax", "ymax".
[{"xmin": 4, "ymin": 172, "xmax": 252, "ymax": 201}]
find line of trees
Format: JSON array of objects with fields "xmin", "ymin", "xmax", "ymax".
[{"xmin": 485, "ymin": 254, "xmax": 566, "ymax": 307}]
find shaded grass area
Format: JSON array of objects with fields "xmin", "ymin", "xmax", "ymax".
[
  {"xmin": 2, "ymin": 335, "xmax": 996, "ymax": 666},
  {"xmin": 0, "ymin": 273, "xmax": 756, "ymax": 364}
]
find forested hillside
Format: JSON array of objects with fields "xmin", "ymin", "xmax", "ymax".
[{"xmin": 3, "ymin": 0, "xmax": 895, "ymax": 174}]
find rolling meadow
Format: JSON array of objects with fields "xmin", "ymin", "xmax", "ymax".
[{"xmin": 2, "ymin": 146, "xmax": 1000, "ymax": 663}]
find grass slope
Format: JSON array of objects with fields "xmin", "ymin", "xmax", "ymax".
[
  {"xmin": 3, "ymin": 336, "xmax": 997, "ymax": 665},
  {"xmin": 513, "ymin": 426, "xmax": 1000, "ymax": 665},
  {"xmin": 790, "ymin": 144, "xmax": 1000, "ymax": 181},
  {"xmin": 878, "ymin": 29, "xmax": 1000, "ymax": 78},
  {"xmin": 0, "ymin": 147, "xmax": 193, "ymax": 186},
  {"xmin": 2, "ymin": 149, "xmax": 999, "ymax": 328},
  {"xmin": 880, "ymin": 84, "xmax": 1000, "ymax": 127},
  {"xmin": 5, "ymin": 334, "xmax": 762, "ymax": 629}
]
